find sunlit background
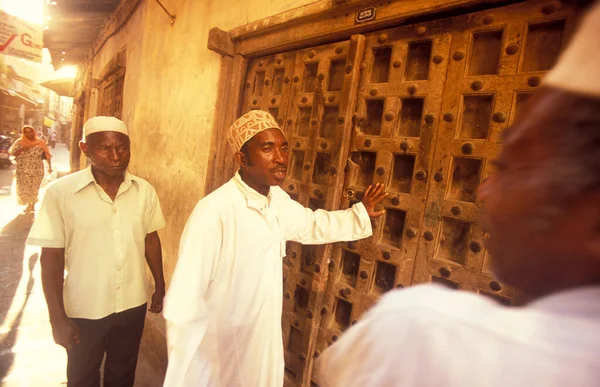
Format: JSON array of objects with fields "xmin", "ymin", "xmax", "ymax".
[
  {"xmin": 0, "ymin": 0, "xmax": 77, "ymax": 79},
  {"xmin": 0, "ymin": 0, "xmax": 75, "ymax": 217},
  {"xmin": 0, "ymin": 0, "xmax": 44, "ymax": 24},
  {"xmin": 0, "ymin": 5, "xmax": 71, "ymax": 377}
]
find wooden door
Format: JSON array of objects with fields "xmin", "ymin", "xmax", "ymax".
[
  {"xmin": 312, "ymin": 13, "xmax": 453, "ymax": 373},
  {"xmin": 411, "ymin": 0, "xmax": 580, "ymax": 303},
  {"xmin": 237, "ymin": 1, "xmax": 583, "ymax": 386},
  {"xmin": 310, "ymin": 0, "xmax": 581, "ymax": 385}
]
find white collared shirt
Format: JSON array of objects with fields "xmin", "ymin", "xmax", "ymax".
[
  {"xmin": 315, "ymin": 284, "xmax": 600, "ymax": 387},
  {"xmin": 27, "ymin": 166, "xmax": 166, "ymax": 320},
  {"xmin": 163, "ymin": 172, "xmax": 373, "ymax": 387}
]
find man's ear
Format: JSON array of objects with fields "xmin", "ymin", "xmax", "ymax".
[
  {"xmin": 234, "ymin": 151, "xmax": 246, "ymax": 168},
  {"xmin": 79, "ymin": 141, "xmax": 89, "ymax": 158}
]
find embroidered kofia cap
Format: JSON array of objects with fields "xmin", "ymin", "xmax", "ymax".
[
  {"xmin": 227, "ymin": 110, "xmax": 283, "ymax": 153},
  {"xmin": 543, "ymin": 2, "xmax": 600, "ymax": 96},
  {"xmin": 83, "ymin": 116, "xmax": 129, "ymax": 140}
]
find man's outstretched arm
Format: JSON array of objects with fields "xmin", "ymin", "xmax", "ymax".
[{"xmin": 281, "ymin": 183, "xmax": 387, "ymax": 244}]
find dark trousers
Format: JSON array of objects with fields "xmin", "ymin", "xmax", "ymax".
[{"xmin": 67, "ymin": 303, "xmax": 146, "ymax": 387}]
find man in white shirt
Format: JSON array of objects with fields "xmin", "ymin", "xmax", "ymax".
[
  {"xmin": 27, "ymin": 116, "xmax": 166, "ymax": 387},
  {"xmin": 163, "ymin": 110, "xmax": 387, "ymax": 387},
  {"xmin": 315, "ymin": 4, "xmax": 600, "ymax": 387}
]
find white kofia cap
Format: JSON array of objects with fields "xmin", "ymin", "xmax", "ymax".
[
  {"xmin": 83, "ymin": 116, "xmax": 129, "ymax": 139},
  {"xmin": 543, "ymin": 2, "xmax": 600, "ymax": 96}
]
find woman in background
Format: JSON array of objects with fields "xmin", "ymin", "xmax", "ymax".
[{"xmin": 9, "ymin": 125, "xmax": 53, "ymax": 213}]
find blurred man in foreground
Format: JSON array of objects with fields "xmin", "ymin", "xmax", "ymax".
[{"xmin": 316, "ymin": 3, "xmax": 600, "ymax": 386}]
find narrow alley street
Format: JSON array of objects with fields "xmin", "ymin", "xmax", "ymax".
[
  {"xmin": 0, "ymin": 145, "xmax": 159, "ymax": 386},
  {"xmin": 0, "ymin": 143, "xmax": 70, "ymax": 386}
]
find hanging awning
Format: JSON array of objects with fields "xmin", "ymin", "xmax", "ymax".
[
  {"xmin": 40, "ymin": 78, "xmax": 75, "ymax": 97},
  {"xmin": 44, "ymin": 116, "xmax": 55, "ymax": 127},
  {"xmin": 43, "ymin": 1, "xmax": 121, "ymax": 67},
  {"xmin": 0, "ymin": 86, "xmax": 37, "ymax": 108}
]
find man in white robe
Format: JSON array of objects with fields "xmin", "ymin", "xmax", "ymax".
[
  {"xmin": 163, "ymin": 110, "xmax": 387, "ymax": 386},
  {"xmin": 315, "ymin": 4, "xmax": 600, "ymax": 387}
]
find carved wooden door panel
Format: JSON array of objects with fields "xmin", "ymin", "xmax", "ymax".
[
  {"xmin": 240, "ymin": 51, "xmax": 297, "ymax": 124},
  {"xmin": 411, "ymin": 0, "xmax": 580, "ymax": 304},
  {"xmin": 280, "ymin": 37, "xmax": 365, "ymax": 386},
  {"xmin": 311, "ymin": 16, "xmax": 454, "ymax": 382},
  {"xmin": 240, "ymin": 36, "xmax": 366, "ymax": 386},
  {"xmin": 98, "ymin": 67, "xmax": 125, "ymax": 119}
]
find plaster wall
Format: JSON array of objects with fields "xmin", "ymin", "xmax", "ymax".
[
  {"xmin": 132, "ymin": 0, "xmax": 317, "ymax": 277},
  {"xmin": 85, "ymin": 0, "xmax": 317, "ymax": 380}
]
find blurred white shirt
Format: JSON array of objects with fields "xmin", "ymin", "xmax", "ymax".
[
  {"xmin": 27, "ymin": 166, "xmax": 166, "ymax": 319},
  {"xmin": 316, "ymin": 284, "xmax": 600, "ymax": 387},
  {"xmin": 163, "ymin": 172, "xmax": 373, "ymax": 387}
]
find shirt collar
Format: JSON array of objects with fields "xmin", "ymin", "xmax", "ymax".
[
  {"xmin": 75, "ymin": 166, "xmax": 135, "ymax": 194},
  {"xmin": 233, "ymin": 170, "xmax": 272, "ymax": 211}
]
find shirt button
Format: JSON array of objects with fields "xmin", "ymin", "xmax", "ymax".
[{"xmin": 117, "ymin": 286, "xmax": 121, "ymax": 290}]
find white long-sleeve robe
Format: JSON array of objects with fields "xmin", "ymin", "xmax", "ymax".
[
  {"xmin": 315, "ymin": 285, "xmax": 600, "ymax": 387},
  {"xmin": 163, "ymin": 172, "xmax": 372, "ymax": 387}
]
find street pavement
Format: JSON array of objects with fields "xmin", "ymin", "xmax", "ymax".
[
  {"xmin": 0, "ymin": 143, "xmax": 69, "ymax": 386},
  {"xmin": 0, "ymin": 143, "xmax": 159, "ymax": 386}
]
